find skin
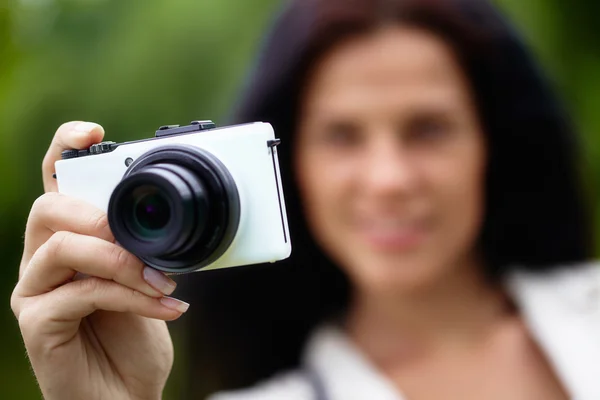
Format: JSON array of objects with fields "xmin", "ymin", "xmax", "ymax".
[
  {"xmin": 295, "ymin": 26, "xmax": 568, "ymax": 399},
  {"xmin": 11, "ymin": 121, "xmax": 187, "ymax": 400}
]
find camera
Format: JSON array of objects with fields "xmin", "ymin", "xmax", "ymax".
[{"xmin": 55, "ymin": 120, "xmax": 291, "ymax": 274}]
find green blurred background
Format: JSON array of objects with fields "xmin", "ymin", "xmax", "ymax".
[{"xmin": 1, "ymin": 0, "xmax": 599, "ymax": 398}]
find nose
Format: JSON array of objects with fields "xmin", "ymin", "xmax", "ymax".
[{"xmin": 359, "ymin": 134, "xmax": 419, "ymax": 198}]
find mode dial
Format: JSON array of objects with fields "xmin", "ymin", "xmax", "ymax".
[{"xmin": 89, "ymin": 141, "xmax": 117, "ymax": 155}]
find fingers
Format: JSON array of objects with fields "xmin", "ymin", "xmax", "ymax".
[
  {"xmin": 22, "ymin": 192, "xmax": 114, "ymax": 271},
  {"xmin": 16, "ymin": 277, "xmax": 188, "ymax": 347},
  {"xmin": 42, "ymin": 121, "xmax": 105, "ymax": 192},
  {"xmin": 16, "ymin": 231, "xmax": 176, "ymax": 300},
  {"xmin": 54, "ymin": 277, "xmax": 188, "ymax": 320}
]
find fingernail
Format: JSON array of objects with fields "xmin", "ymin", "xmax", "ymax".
[
  {"xmin": 74, "ymin": 121, "xmax": 99, "ymax": 133},
  {"xmin": 143, "ymin": 266, "xmax": 177, "ymax": 296},
  {"xmin": 160, "ymin": 296, "xmax": 190, "ymax": 313}
]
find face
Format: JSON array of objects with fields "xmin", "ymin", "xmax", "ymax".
[{"xmin": 295, "ymin": 26, "xmax": 486, "ymax": 296}]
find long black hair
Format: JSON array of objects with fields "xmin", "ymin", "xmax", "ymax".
[{"xmin": 180, "ymin": 0, "xmax": 593, "ymax": 397}]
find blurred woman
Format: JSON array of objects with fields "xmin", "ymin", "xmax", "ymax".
[{"xmin": 12, "ymin": 0, "xmax": 599, "ymax": 399}]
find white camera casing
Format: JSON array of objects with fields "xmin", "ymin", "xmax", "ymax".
[{"xmin": 55, "ymin": 122, "xmax": 291, "ymax": 272}]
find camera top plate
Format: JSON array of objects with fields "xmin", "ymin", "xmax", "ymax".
[{"xmin": 61, "ymin": 120, "xmax": 217, "ymax": 160}]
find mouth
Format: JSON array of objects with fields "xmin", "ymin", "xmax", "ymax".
[{"xmin": 356, "ymin": 217, "xmax": 428, "ymax": 251}]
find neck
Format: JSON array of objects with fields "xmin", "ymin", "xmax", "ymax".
[{"xmin": 345, "ymin": 258, "xmax": 514, "ymax": 368}]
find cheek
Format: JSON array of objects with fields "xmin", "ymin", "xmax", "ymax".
[
  {"xmin": 295, "ymin": 153, "xmax": 356, "ymax": 245},
  {"xmin": 429, "ymin": 146, "xmax": 486, "ymax": 257}
]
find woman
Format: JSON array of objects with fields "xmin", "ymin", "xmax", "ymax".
[{"xmin": 11, "ymin": 0, "xmax": 599, "ymax": 399}]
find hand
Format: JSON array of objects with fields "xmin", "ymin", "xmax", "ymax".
[{"xmin": 11, "ymin": 121, "xmax": 189, "ymax": 400}]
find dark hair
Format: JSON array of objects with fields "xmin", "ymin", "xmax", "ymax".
[{"xmin": 180, "ymin": 0, "xmax": 593, "ymax": 397}]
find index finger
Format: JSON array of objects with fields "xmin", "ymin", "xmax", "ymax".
[{"xmin": 42, "ymin": 121, "xmax": 105, "ymax": 193}]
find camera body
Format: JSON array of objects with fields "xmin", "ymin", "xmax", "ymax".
[{"xmin": 55, "ymin": 121, "xmax": 291, "ymax": 274}]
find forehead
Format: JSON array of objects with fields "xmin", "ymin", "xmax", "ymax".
[{"xmin": 303, "ymin": 25, "xmax": 472, "ymax": 114}]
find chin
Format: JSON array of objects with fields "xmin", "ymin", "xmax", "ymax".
[{"xmin": 346, "ymin": 255, "xmax": 444, "ymax": 295}]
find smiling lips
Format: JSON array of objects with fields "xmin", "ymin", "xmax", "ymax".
[{"xmin": 356, "ymin": 217, "xmax": 428, "ymax": 251}]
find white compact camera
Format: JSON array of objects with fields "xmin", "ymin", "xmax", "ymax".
[{"xmin": 55, "ymin": 120, "xmax": 291, "ymax": 274}]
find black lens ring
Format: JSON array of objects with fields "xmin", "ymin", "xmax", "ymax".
[
  {"xmin": 110, "ymin": 145, "xmax": 240, "ymax": 273},
  {"xmin": 149, "ymin": 163, "xmax": 211, "ymax": 258},
  {"xmin": 110, "ymin": 167, "xmax": 196, "ymax": 257}
]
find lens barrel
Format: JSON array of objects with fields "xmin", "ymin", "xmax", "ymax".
[{"xmin": 108, "ymin": 145, "xmax": 240, "ymax": 273}]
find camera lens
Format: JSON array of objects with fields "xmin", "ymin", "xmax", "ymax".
[
  {"xmin": 129, "ymin": 185, "xmax": 171, "ymax": 238},
  {"xmin": 110, "ymin": 162, "xmax": 209, "ymax": 258},
  {"xmin": 108, "ymin": 145, "xmax": 240, "ymax": 273}
]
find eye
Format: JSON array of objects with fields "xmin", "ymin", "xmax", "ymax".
[
  {"xmin": 406, "ymin": 114, "xmax": 452, "ymax": 143},
  {"xmin": 321, "ymin": 121, "xmax": 361, "ymax": 147}
]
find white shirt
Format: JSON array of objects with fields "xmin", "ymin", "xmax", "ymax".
[{"xmin": 209, "ymin": 262, "xmax": 600, "ymax": 400}]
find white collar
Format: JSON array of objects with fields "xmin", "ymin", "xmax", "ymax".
[
  {"xmin": 504, "ymin": 262, "xmax": 600, "ymax": 400},
  {"xmin": 302, "ymin": 263, "xmax": 600, "ymax": 400},
  {"xmin": 303, "ymin": 323, "xmax": 405, "ymax": 400}
]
